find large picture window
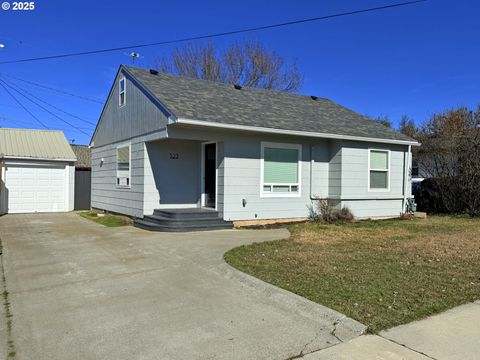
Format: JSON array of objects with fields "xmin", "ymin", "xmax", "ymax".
[
  {"xmin": 261, "ymin": 142, "xmax": 301, "ymax": 197},
  {"xmin": 117, "ymin": 145, "xmax": 130, "ymax": 187},
  {"xmin": 369, "ymin": 149, "xmax": 389, "ymax": 190}
]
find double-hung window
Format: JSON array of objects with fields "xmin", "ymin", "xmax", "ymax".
[
  {"xmin": 261, "ymin": 142, "xmax": 301, "ymax": 196},
  {"xmin": 119, "ymin": 77, "xmax": 126, "ymax": 106},
  {"xmin": 369, "ymin": 149, "xmax": 390, "ymax": 191},
  {"xmin": 117, "ymin": 145, "xmax": 130, "ymax": 187}
]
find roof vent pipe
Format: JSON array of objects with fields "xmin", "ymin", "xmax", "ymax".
[
  {"xmin": 233, "ymin": 84, "xmax": 242, "ymax": 90},
  {"xmin": 149, "ymin": 69, "xmax": 159, "ymax": 75}
]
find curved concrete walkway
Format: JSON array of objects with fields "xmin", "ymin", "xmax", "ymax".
[{"xmin": 0, "ymin": 213, "xmax": 365, "ymax": 360}]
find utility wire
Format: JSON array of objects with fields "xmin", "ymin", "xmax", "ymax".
[
  {"xmin": 0, "ymin": 73, "xmax": 104, "ymax": 103},
  {"xmin": 0, "ymin": 115, "xmax": 41, "ymax": 127},
  {"xmin": 0, "ymin": 78, "xmax": 90, "ymax": 135},
  {"xmin": 0, "ymin": 75, "xmax": 97, "ymax": 126},
  {"xmin": 0, "ymin": 115, "xmax": 93, "ymax": 132},
  {"xmin": 0, "ymin": 0, "xmax": 427, "ymax": 65},
  {"xmin": 0, "ymin": 81, "xmax": 49, "ymax": 129}
]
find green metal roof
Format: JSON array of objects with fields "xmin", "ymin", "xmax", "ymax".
[{"xmin": 0, "ymin": 128, "xmax": 76, "ymax": 161}]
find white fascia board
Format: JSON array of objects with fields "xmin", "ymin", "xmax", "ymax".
[
  {"xmin": 2, "ymin": 156, "xmax": 76, "ymax": 162},
  {"xmin": 174, "ymin": 118, "xmax": 420, "ymax": 146}
]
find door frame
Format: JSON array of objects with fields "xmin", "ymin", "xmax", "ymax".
[
  {"xmin": 4, "ymin": 161, "xmax": 69, "ymax": 213},
  {"xmin": 200, "ymin": 141, "xmax": 218, "ymax": 210}
]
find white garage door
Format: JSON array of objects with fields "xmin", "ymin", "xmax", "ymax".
[{"xmin": 5, "ymin": 164, "xmax": 66, "ymax": 213}]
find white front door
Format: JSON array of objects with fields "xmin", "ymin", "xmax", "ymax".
[{"xmin": 5, "ymin": 164, "xmax": 66, "ymax": 213}]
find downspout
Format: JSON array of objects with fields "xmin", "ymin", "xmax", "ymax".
[
  {"xmin": 310, "ymin": 145, "xmax": 315, "ymax": 200},
  {"xmin": 0, "ymin": 153, "xmax": 4, "ymax": 215},
  {"xmin": 402, "ymin": 145, "xmax": 411, "ymax": 212}
]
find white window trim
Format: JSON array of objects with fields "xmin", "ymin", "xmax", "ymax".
[
  {"xmin": 368, "ymin": 148, "xmax": 390, "ymax": 192},
  {"xmin": 116, "ymin": 143, "xmax": 131, "ymax": 189},
  {"xmin": 260, "ymin": 141, "xmax": 302, "ymax": 198},
  {"xmin": 119, "ymin": 77, "xmax": 126, "ymax": 107}
]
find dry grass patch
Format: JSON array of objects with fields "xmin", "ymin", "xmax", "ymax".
[{"xmin": 224, "ymin": 216, "xmax": 480, "ymax": 332}]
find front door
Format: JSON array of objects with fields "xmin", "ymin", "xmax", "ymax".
[{"xmin": 204, "ymin": 143, "xmax": 216, "ymax": 208}]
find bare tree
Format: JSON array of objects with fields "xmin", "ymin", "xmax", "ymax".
[
  {"xmin": 154, "ymin": 41, "xmax": 303, "ymax": 92},
  {"xmin": 399, "ymin": 115, "xmax": 418, "ymax": 138},
  {"xmin": 367, "ymin": 115, "xmax": 392, "ymax": 128},
  {"xmin": 415, "ymin": 106, "xmax": 480, "ymax": 215}
]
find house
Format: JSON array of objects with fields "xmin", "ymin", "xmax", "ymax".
[
  {"xmin": 90, "ymin": 65, "xmax": 419, "ymax": 230},
  {"xmin": 70, "ymin": 144, "xmax": 92, "ymax": 211},
  {"xmin": 0, "ymin": 128, "xmax": 76, "ymax": 214}
]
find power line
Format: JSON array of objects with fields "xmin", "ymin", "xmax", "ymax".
[
  {"xmin": 0, "ymin": 75, "xmax": 97, "ymax": 126},
  {"xmin": 0, "ymin": 114, "xmax": 93, "ymax": 132},
  {"xmin": 0, "ymin": 73, "xmax": 104, "ymax": 104},
  {"xmin": 0, "ymin": 115, "xmax": 41, "ymax": 127},
  {"xmin": 0, "ymin": 0, "xmax": 427, "ymax": 65},
  {"xmin": 0, "ymin": 78, "xmax": 91, "ymax": 135},
  {"xmin": 0, "ymin": 81, "xmax": 49, "ymax": 129}
]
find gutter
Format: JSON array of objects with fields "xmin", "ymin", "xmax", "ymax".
[
  {"xmin": 309, "ymin": 145, "xmax": 319, "ymax": 201},
  {"xmin": 175, "ymin": 118, "xmax": 420, "ymax": 146},
  {"xmin": 0, "ymin": 156, "xmax": 77, "ymax": 162}
]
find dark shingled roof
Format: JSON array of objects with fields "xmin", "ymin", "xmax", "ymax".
[
  {"xmin": 71, "ymin": 144, "xmax": 91, "ymax": 169},
  {"xmin": 125, "ymin": 66, "xmax": 416, "ymax": 143}
]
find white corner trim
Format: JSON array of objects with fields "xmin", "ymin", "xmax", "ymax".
[{"xmin": 174, "ymin": 118, "xmax": 420, "ymax": 146}]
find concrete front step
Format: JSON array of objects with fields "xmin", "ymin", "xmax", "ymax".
[
  {"xmin": 144, "ymin": 214, "xmax": 230, "ymax": 227},
  {"xmin": 134, "ymin": 208, "xmax": 233, "ymax": 232},
  {"xmin": 134, "ymin": 218, "xmax": 233, "ymax": 232},
  {"xmin": 153, "ymin": 208, "xmax": 220, "ymax": 219}
]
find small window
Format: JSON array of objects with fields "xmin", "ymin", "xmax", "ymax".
[
  {"xmin": 369, "ymin": 150, "xmax": 389, "ymax": 190},
  {"xmin": 119, "ymin": 77, "xmax": 126, "ymax": 106},
  {"xmin": 117, "ymin": 145, "xmax": 130, "ymax": 187},
  {"xmin": 411, "ymin": 159, "xmax": 419, "ymax": 177},
  {"xmin": 261, "ymin": 142, "xmax": 301, "ymax": 196}
]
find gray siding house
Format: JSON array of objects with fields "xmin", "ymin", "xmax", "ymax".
[{"xmin": 90, "ymin": 65, "xmax": 418, "ymax": 228}]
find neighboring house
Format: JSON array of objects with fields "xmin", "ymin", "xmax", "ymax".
[
  {"xmin": 71, "ymin": 144, "xmax": 92, "ymax": 211},
  {"xmin": 0, "ymin": 128, "xmax": 76, "ymax": 214},
  {"xmin": 90, "ymin": 65, "xmax": 419, "ymax": 230}
]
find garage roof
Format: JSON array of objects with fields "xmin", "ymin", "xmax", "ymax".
[{"xmin": 0, "ymin": 128, "xmax": 77, "ymax": 161}]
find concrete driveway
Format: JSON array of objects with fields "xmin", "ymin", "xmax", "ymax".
[{"xmin": 0, "ymin": 213, "xmax": 364, "ymax": 360}]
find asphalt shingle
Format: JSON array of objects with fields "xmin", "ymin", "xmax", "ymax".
[{"xmin": 125, "ymin": 66, "xmax": 416, "ymax": 143}]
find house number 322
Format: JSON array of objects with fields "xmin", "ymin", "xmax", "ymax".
[{"xmin": 169, "ymin": 153, "xmax": 179, "ymax": 159}]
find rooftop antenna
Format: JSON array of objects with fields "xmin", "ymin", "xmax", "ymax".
[{"xmin": 124, "ymin": 52, "xmax": 143, "ymax": 64}]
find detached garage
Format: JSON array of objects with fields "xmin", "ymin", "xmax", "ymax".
[{"xmin": 0, "ymin": 128, "xmax": 76, "ymax": 214}]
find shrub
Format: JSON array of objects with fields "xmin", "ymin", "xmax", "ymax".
[{"xmin": 309, "ymin": 199, "xmax": 354, "ymax": 224}]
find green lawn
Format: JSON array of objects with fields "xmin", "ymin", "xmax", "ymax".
[
  {"xmin": 224, "ymin": 216, "xmax": 480, "ymax": 333},
  {"xmin": 79, "ymin": 211, "xmax": 132, "ymax": 227}
]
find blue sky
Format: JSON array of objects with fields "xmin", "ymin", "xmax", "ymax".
[{"xmin": 0, "ymin": 0, "xmax": 478, "ymax": 144}]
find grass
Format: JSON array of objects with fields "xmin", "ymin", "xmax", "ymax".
[
  {"xmin": 224, "ymin": 216, "xmax": 480, "ymax": 333},
  {"xmin": 79, "ymin": 211, "xmax": 132, "ymax": 227}
]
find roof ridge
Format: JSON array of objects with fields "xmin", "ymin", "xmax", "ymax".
[
  {"xmin": 123, "ymin": 64, "xmax": 328, "ymax": 102},
  {"xmin": 122, "ymin": 65, "xmax": 417, "ymax": 144}
]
